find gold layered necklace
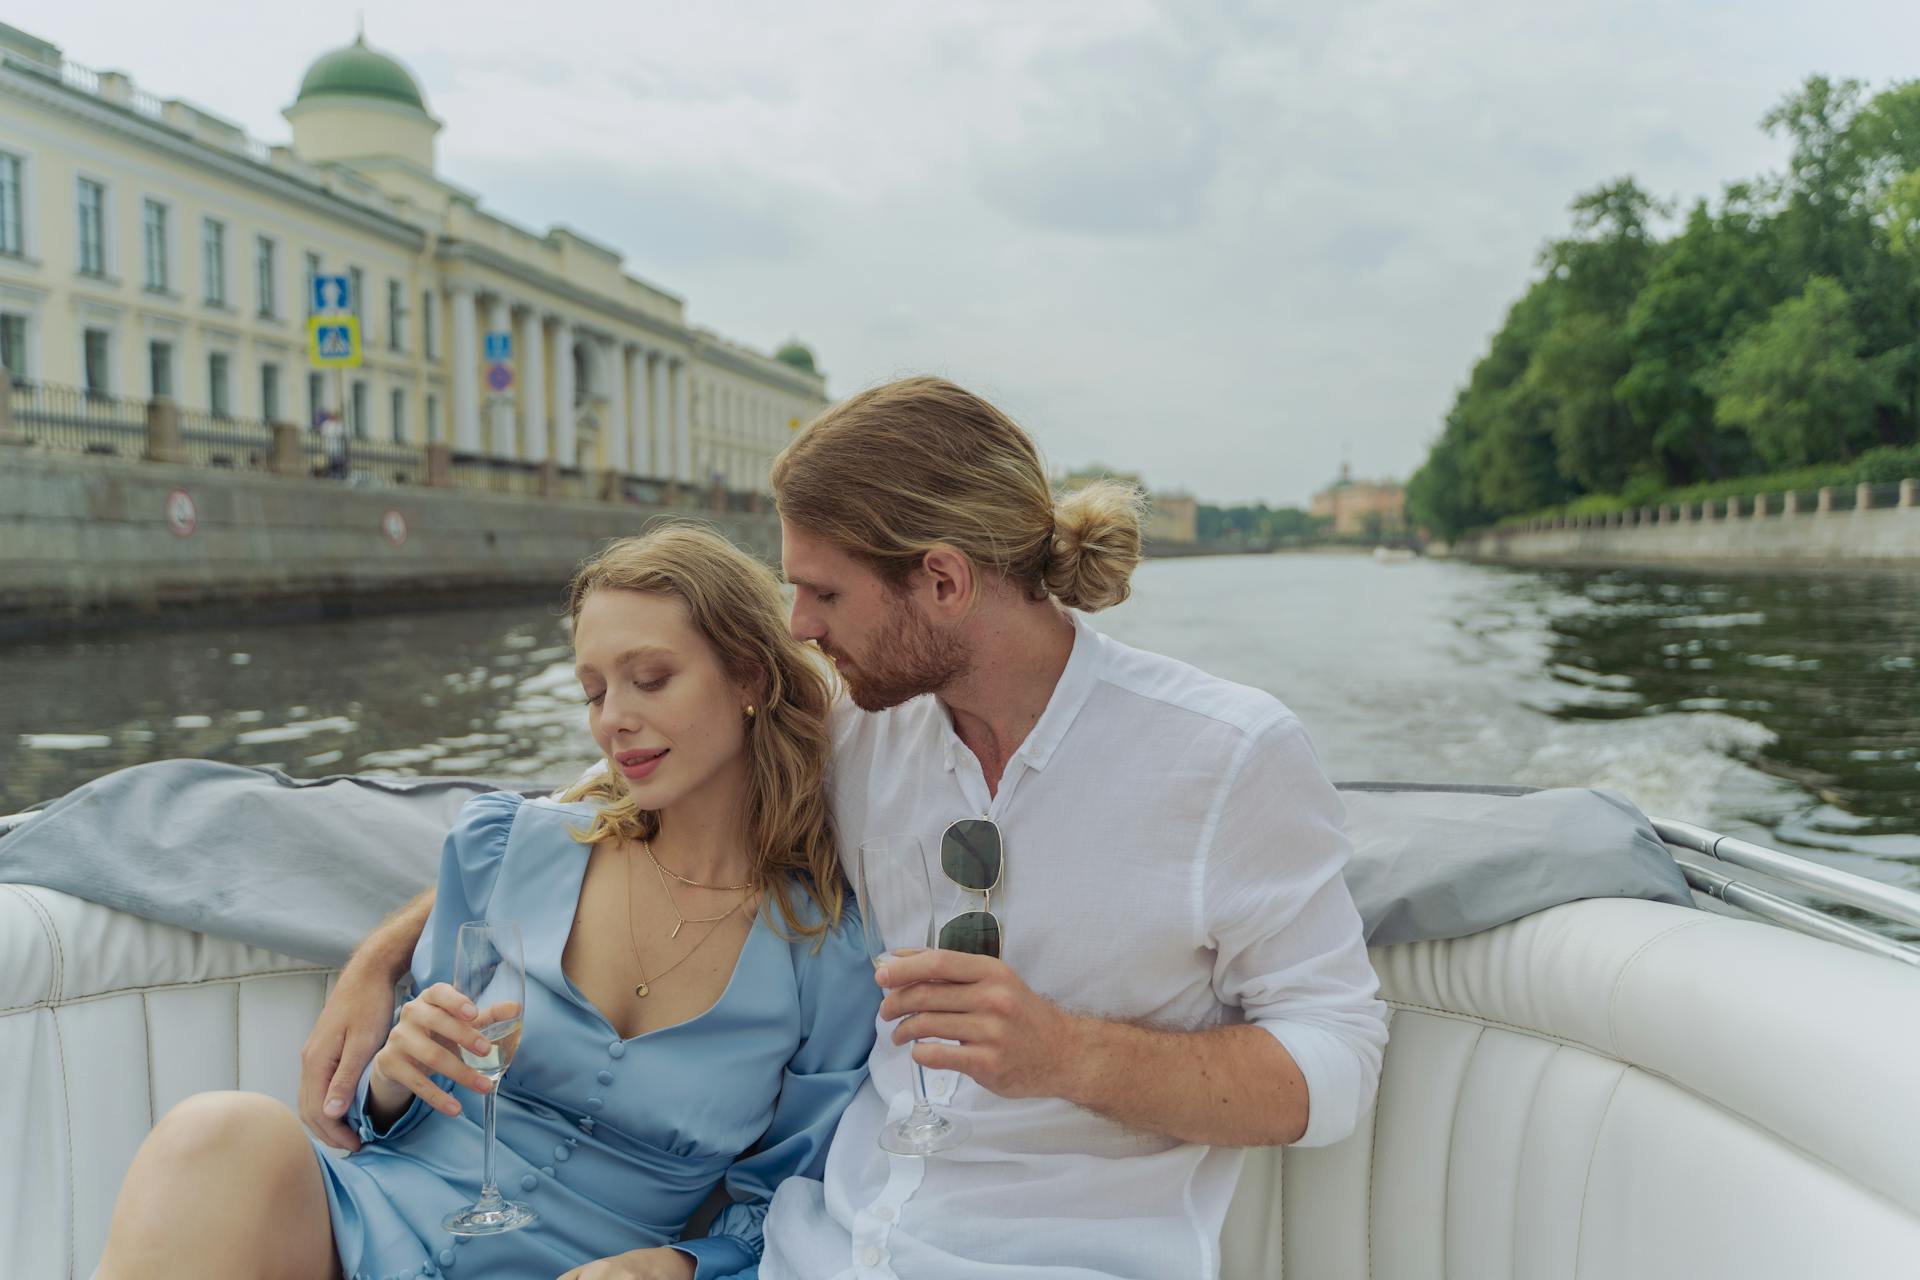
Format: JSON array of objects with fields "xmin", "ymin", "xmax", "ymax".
[{"xmin": 623, "ymin": 839, "xmax": 753, "ymax": 998}]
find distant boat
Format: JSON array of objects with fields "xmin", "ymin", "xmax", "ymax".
[{"xmin": 1372, "ymin": 545, "xmax": 1416, "ymax": 563}]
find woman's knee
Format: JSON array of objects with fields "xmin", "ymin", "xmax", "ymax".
[{"xmin": 141, "ymin": 1091, "xmax": 309, "ymax": 1178}]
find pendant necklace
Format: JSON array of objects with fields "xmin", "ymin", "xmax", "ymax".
[{"xmin": 624, "ymin": 839, "xmax": 750, "ymax": 998}]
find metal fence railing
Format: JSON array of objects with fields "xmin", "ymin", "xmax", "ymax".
[
  {"xmin": 449, "ymin": 454, "xmax": 545, "ymax": 497},
  {"xmin": 176, "ymin": 407, "xmax": 274, "ymax": 471},
  {"xmin": 10, "ymin": 382, "xmax": 148, "ymax": 457},
  {"xmin": 4, "ymin": 380, "xmax": 786, "ymax": 511},
  {"xmin": 345, "ymin": 441, "xmax": 428, "ymax": 487}
]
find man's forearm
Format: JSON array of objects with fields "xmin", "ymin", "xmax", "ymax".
[
  {"xmin": 345, "ymin": 889, "xmax": 435, "ymax": 984},
  {"xmin": 1058, "ymin": 1018, "xmax": 1308, "ymax": 1148}
]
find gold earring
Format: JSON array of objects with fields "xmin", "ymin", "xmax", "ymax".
[{"xmin": 744, "ymin": 704, "xmax": 757, "ymax": 719}]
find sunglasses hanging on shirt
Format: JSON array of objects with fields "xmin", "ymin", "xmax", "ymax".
[{"xmin": 938, "ymin": 817, "xmax": 1003, "ymax": 958}]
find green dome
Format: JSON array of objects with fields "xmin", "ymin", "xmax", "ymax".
[
  {"xmin": 296, "ymin": 35, "xmax": 428, "ymax": 112},
  {"xmin": 774, "ymin": 340, "xmax": 817, "ymax": 374}
]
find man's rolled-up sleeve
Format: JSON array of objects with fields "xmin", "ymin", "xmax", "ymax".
[{"xmin": 1204, "ymin": 712, "xmax": 1388, "ymax": 1148}]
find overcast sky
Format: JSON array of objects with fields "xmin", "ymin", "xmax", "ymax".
[{"xmin": 16, "ymin": 1, "xmax": 1920, "ymax": 505}]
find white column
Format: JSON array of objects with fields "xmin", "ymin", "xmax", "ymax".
[
  {"xmin": 518, "ymin": 307, "xmax": 547, "ymax": 464},
  {"xmin": 672, "ymin": 357, "xmax": 693, "ymax": 483},
  {"xmin": 449, "ymin": 281, "xmax": 480, "ymax": 452},
  {"xmin": 486, "ymin": 295, "xmax": 513, "ymax": 457},
  {"xmin": 625, "ymin": 345, "xmax": 647, "ymax": 478},
  {"xmin": 605, "ymin": 337, "xmax": 630, "ymax": 473},
  {"xmin": 553, "ymin": 317, "xmax": 576, "ymax": 468},
  {"xmin": 664, "ymin": 360, "xmax": 687, "ymax": 485},
  {"xmin": 645, "ymin": 351, "xmax": 665, "ymax": 478}
]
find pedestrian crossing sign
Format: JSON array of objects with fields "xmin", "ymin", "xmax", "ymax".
[{"xmin": 307, "ymin": 315, "xmax": 362, "ymax": 368}]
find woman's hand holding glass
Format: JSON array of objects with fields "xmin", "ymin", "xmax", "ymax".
[{"xmin": 365, "ymin": 981, "xmax": 509, "ymax": 1125}]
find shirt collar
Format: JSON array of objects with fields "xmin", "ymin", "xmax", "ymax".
[{"xmin": 940, "ymin": 609, "xmax": 1103, "ymax": 775}]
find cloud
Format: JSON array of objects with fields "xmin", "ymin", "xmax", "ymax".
[{"xmin": 972, "ymin": 34, "xmax": 1226, "ymax": 236}]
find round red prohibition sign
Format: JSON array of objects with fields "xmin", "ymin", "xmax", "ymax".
[
  {"xmin": 164, "ymin": 488, "xmax": 198, "ymax": 538},
  {"xmin": 381, "ymin": 508, "xmax": 409, "ymax": 548}
]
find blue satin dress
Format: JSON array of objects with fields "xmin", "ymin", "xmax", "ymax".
[{"xmin": 309, "ymin": 791, "xmax": 879, "ymax": 1280}]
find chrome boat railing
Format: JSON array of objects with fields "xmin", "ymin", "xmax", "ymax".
[{"xmin": 1654, "ymin": 816, "xmax": 1920, "ymax": 968}]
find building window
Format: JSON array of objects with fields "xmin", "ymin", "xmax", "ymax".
[
  {"xmin": 387, "ymin": 279, "xmax": 405, "ymax": 351},
  {"xmin": 350, "ymin": 379, "xmax": 369, "ymax": 440},
  {"xmin": 390, "ymin": 386, "xmax": 406, "ymax": 443},
  {"xmin": 421, "ymin": 289, "xmax": 436, "ymax": 359},
  {"xmin": 208, "ymin": 352, "xmax": 231, "ymax": 418},
  {"xmin": 142, "ymin": 198, "xmax": 169, "ymax": 292},
  {"xmin": 76, "ymin": 179, "xmax": 105, "ymax": 276},
  {"xmin": 202, "ymin": 218, "xmax": 227, "ymax": 306},
  {"xmin": 261, "ymin": 361, "xmax": 280, "ymax": 422},
  {"xmin": 349, "ymin": 266, "xmax": 364, "ymax": 322},
  {"xmin": 426, "ymin": 391, "xmax": 440, "ymax": 442},
  {"xmin": 0, "ymin": 152, "xmax": 22, "ymax": 257},
  {"xmin": 83, "ymin": 328, "xmax": 111, "ymax": 396},
  {"xmin": 307, "ymin": 371, "xmax": 325, "ymax": 427},
  {"xmin": 304, "ymin": 251, "xmax": 322, "ymax": 316},
  {"xmin": 148, "ymin": 340, "xmax": 173, "ymax": 398},
  {"xmin": 255, "ymin": 235, "xmax": 276, "ymax": 318},
  {"xmin": 0, "ymin": 312, "xmax": 26, "ymax": 380}
]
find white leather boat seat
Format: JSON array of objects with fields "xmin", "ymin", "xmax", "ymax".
[{"xmin": 4, "ymin": 884, "xmax": 1917, "ymax": 1278}]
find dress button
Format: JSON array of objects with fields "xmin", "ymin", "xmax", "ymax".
[
  {"xmin": 553, "ymin": 1144, "xmax": 571, "ymax": 1163},
  {"xmin": 540, "ymin": 1166, "xmax": 554, "ymax": 1177},
  {"xmin": 438, "ymin": 1249, "xmax": 456, "ymax": 1268},
  {"xmin": 586, "ymin": 1096, "xmax": 604, "ymax": 1110},
  {"xmin": 597, "ymin": 1069, "xmax": 614, "ymax": 1085},
  {"xmin": 607, "ymin": 1041, "xmax": 627, "ymax": 1059},
  {"xmin": 862, "ymin": 1247, "xmax": 882, "ymax": 1267},
  {"xmin": 578, "ymin": 1117, "xmax": 595, "ymax": 1134},
  {"xmin": 519, "ymin": 1173, "xmax": 538, "ymax": 1192},
  {"xmin": 874, "ymin": 1205, "xmax": 895, "ymax": 1222}
]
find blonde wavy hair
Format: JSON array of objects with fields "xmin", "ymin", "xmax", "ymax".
[
  {"xmin": 555, "ymin": 523, "xmax": 844, "ymax": 941},
  {"xmin": 771, "ymin": 376, "xmax": 1145, "ymax": 611}
]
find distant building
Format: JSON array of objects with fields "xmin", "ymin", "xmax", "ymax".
[
  {"xmin": 1310, "ymin": 464, "xmax": 1406, "ymax": 538},
  {"xmin": 1145, "ymin": 491, "xmax": 1197, "ymax": 544},
  {"xmin": 1056, "ymin": 465, "xmax": 1195, "ymax": 545},
  {"xmin": 0, "ymin": 23, "xmax": 826, "ymax": 490}
]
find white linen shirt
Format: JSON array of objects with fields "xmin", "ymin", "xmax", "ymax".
[{"xmin": 760, "ymin": 610, "xmax": 1388, "ymax": 1280}]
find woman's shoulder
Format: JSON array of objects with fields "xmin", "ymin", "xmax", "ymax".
[
  {"xmin": 447, "ymin": 789, "xmax": 594, "ymax": 857},
  {"xmin": 763, "ymin": 878, "xmax": 868, "ymax": 964}
]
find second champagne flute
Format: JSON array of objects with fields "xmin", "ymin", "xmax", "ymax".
[{"xmin": 858, "ymin": 834, "xmax": 971, "ymax": 1155}]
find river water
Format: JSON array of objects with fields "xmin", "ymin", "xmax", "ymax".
[{"xmin": 5, "ymin": 553, "xmax": 1917, "ymax": 908}]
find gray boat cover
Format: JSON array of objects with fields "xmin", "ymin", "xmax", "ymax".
[{"xmin": 0, "ymin": 760, "xmax": 1690, "ymax": 966}]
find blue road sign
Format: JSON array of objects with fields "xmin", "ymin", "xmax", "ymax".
[
  {"xmin": 312, "ymin": 274, "xmax": 351, "ymax": 313},
  {"xmin": 484, "ymin": 332, "xmax": 512, "ymax": 362},
  {"xmin": 315, "ymin": 323, "xmax": 353, "ymax": 359}
]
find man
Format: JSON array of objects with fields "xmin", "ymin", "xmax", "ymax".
[{"xmin": 301, "ymin": 376, "xmax": 1387, "ymax": 1278}]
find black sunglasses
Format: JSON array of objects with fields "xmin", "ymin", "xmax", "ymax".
[{"xmin": 938, "ymin": 818, "xmax": 1003, "ymax": 958}]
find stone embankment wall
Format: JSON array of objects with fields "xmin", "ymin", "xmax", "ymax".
[
  {"xmin": 1454, "ymin": 481, "xmax": 1920, "ymax": 568},
  {"xmin": 0, "ymin": 449, "xmax": 781, "ymax": 636}
]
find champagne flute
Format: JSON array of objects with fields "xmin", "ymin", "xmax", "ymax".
[
  {"xmin": 442, "ymin": 920, "xmax": 537, "ymax": 1236},
  {"xmin": 858, "ymin": 834, "xmax": 971, "ymax": 1155}
]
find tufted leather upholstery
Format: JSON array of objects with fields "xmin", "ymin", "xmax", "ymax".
[
  {"xmin": 6, "ymin": 885, "xmax": 1918, "ymax": 1278},
  {"xmin": 1222, "ymin": 895, "xmax": 1920, "ymax": 1278}
]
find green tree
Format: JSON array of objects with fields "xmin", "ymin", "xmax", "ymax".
[
  {"xmin": 1710, "ymin": 276, "xmax": 1887, "ymax": 467},
  {"xmin": 1618, "ymin": 189, "xmax": 1778, "ymax": 482}
]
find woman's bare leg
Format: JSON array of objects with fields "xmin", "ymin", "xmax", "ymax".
[{"xmin": 97, "ymin": 1091, "xmax": 342, "ymax": 1280}]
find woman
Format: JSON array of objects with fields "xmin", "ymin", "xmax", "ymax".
[{"xmin": 98, "ymin": 524, "xmax": 879, "ymax": 1280}]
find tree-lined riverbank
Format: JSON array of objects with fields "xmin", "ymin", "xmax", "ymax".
[{"xmin": 1409, "ymin": 76, "xmax": 1920, "ymax": 543}]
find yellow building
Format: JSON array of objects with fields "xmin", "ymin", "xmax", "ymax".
[
  {"xmin": 1057, "ymin": 465, "xmax": 1195, "ymax": 545},
  {"xmin": 1310, "ymin": 464, "xmax": 1406, "ymax": 537},
  {"xmin": 0, "ymin": 23, "xmax": 826, "ymax": 491},
  {"xmin": 1145, "ymin": 491, "xmax": 1197, "ymax": 544}
]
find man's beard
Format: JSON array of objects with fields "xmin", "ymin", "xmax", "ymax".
[{"xmin": 835, "ymin": 596, "xmax": 970, "ymax": 712}]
